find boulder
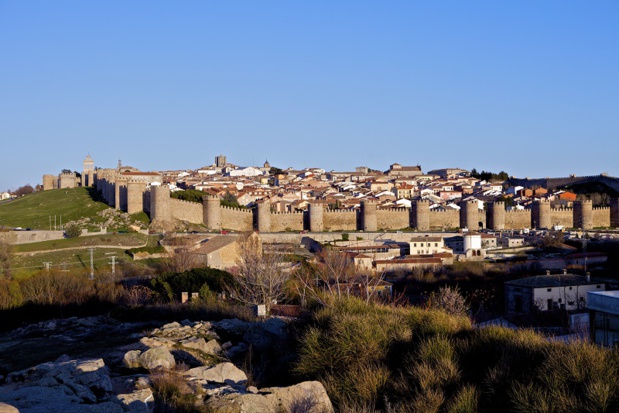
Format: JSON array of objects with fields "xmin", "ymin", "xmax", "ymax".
[
  {"xmin": 204, "ymin": 381, "xmax": 333, "ymax": 413},
  {"xmin": 180, "ymin": 337, "xmax": 222, "ymax": 355},
  {"xmin": 138, "ymin": 347, "xmax": 176, "ymax": 371},
  {"xmin": 263, "ymin": 381, "xmax": 333, "ymax": 413},
  {"xmin": 140, "ymin": 336, "xmax": 174, "ymax": 349},
  {"xmin": 225, "ymin": 342, "xmax": 248, "ymax": 360},
  {"xmin": 0, "ymin": 403, "xmax": 19, "ymax": 413},
  {"xmin": 123, "ymin": 350, "xmax": 142, "ymax": 369},
  {"xmin": 185, "ymin": 362, "xmax": 247, "ymax": 385},
  {"xmin": 213, "ymin": 319, "xmax": 251, "ymax": 338},
  {"xmin": 161, "ymin": 322, "xmax": 181, "ymax": 330},
  {"xmin": 116, "ymin": 388, "xmax": 154, "ymax": 413}
]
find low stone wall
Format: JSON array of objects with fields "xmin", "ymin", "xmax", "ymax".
[{"xmin": 1, "ymin": 230, "xmax": 65, "ymax": 245}]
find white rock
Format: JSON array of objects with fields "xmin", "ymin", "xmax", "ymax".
[
  {"xmin": 138, "ymin": 347, "xmax": 176, "ymax": 371},
  {"xmin": 185, "ymin": 362, "xmax": 247, "ymax": 384}
]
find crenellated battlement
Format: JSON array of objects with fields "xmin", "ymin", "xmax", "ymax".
[
  {"xmin": 220, "ymin": 205, "xmax": 252, "ymax": 213},
  {"xmin": 325, "ymin": 209, "xmax": 356, "ymax": 213},
  {"xmin": 169, "ymin": 198, "xmax": 202, "ymax": 206},
  {"xmin": 377, "ymin": 207, "xmax": 408, "ymax": 212}
]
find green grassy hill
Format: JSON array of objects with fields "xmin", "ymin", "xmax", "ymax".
[{"xmin": 0, "ymin": 187, "xmax": 148, "ymax": 231}]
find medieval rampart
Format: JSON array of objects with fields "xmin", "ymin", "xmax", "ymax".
[
  {"xmin": 220, "ymin": 206, "xmax": 253, "ymax": 232},
  {"xmin": 504, "ymin": 210, "xmax": 531, "ymax": 229},
  {"xmin": 508, "ymin": 175, "xmax": 619, "ymax": 192},
  {"xmin": 323, "ymin": 209, "xmax": 358, "ymax": 231},
  {"xmin": 593, "ymin": 207, "xmax": 611, "ymax": 228},
  {"xmin": 428, "ymin": 210, "xmax": 460, "ymax": 229},
  {"xmin": 270, "ymin": 211, "xmax": 305, "ymax": 232},
  {"xmin": 550, "ymin": 208, "xmax": 573, "ymax": 228},
  {"xmin": 376, "ymin": 208, "xmax": 410, "ymax": 230},
  {"xmin": 99, "ymin": 176, "xmax": 619, "ymax": 231},
  {"xmin": 169, "ymin": 198, "xmax": 203, "ymax": 224}
]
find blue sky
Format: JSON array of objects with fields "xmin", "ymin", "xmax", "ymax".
[{"xmin": 1, "ymin": 1, "xmax": 618, "ymax": 191}]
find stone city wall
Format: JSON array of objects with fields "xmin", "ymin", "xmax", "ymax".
[
  {"xmin": 550, "ymin": 208, "xmax": 573, "ymax": 228},
  {"xmin": 504, "ymin": 210, "xmax": 531, "ymax": 230},
  {"xmin": 376, "ymin": 208, "xmax": 410, "ymax": 230},
  {"xmin": 323, "ymin": 209, "xmax": 358, "ymax": 231},
  {"xmin": 220, "ymin": 206, "xmax": 253, "ymax": 232},
  {"xmin": 593, "ymin": 207, "xmax": 611, "ymax": 228},
  {"xmin": 270, "ymin": 211, "xmax": 305, "ymax": 232},
  {"xmin": 429, "ymin": 210, "xmax": 460, "ymax": 229},
  {"xmin": 169, "ymin": 198, "xmax": 203, "ymax": 224}
]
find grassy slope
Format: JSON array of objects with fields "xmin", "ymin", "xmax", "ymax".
[
  {"xmin": 0, "ymin": 187, "xmax": 110, "ymax": 230},
  {"xmin": 10, "ymin": 234, "xmax": 161, "ymax": 278}
]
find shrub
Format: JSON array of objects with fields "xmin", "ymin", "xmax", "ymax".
[
  {"xmin": 426, "ymin": 285, "xmax": 469, "ymax": 317},
  {"xmin": 150, "ymin": 267, "xmax": 235, "ymax": 302},
  {"xmin": 64, "ymin": 223, "xmax": 82, "ymax": 238}
]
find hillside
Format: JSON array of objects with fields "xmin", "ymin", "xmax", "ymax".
[{"xmin": 0, "ymin": 187, "xmax": 148, "ymax": 231}]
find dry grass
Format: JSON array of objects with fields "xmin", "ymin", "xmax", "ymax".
[{"xmin": 295, "ymin": 296, "xmax": 619, "ymax": 412}]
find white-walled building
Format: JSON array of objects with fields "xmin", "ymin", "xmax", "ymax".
[{"xmin": 505, "ymin": 272, "xmax": 605, "ymax": 315}]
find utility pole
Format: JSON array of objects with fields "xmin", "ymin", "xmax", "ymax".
[
  {"xmin": 43, "ymin": 262, "xmax": 52, "ymax": 273},
  {"xmin": 109, "ymin": 255, "xmax": 116, "ymax": 276},
  {"xmin": 89, "ymin": 248, "xmax": 95, "ymax": 280},
  {"xmin": 582, "ymin": 233, "xmax": 588, "ymax": 275}
]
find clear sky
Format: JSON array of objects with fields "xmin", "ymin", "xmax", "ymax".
[{"xmin": 1, "ymin": 1, "xmax": 618, "ymax": 191}]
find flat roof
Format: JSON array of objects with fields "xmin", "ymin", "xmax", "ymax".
[
  {"xmin": 506, "ymin": 274, "xmax": 601, "ymax": 288},
  {"xmin": 588, "ymin": 290, "xmax": 619, "ymax": 316}
]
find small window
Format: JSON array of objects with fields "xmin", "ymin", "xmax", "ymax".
[
  {"xmin": 547, "ymin": 288, "xmax": 552, "ymax": 292},
  {"xmin": 569, "ymin": 287, "xmax": 573, "ymax": 290},
  {"xmin": 597, "ymin": 285, "xmax": 601, "ymax": 289},
  {"xmin": 558, "ymin": 298, "xmax": 562, "ymax": 303},
  {"xmin": 580, "ymin": 297, "xmax": 584, "ymax": 301}
]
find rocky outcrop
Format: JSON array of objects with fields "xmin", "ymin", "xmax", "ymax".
[
  {"xmin": 137, "ymin": 347, "xmax": 176, "ymax": 371},
  {"xmin": 0, "ymin": 356, "xmax": 135, "ymax": 413},
  {"xmin": 205, "ymin": 381, "xmax": 333, "ymax": 413},
  {"xmin": 185, "ymin": 362, "xmax": 247, "ymax": 385},
  {"xmin": 0, "ymin": 316, "xmax": 332, "ymax": 413}
]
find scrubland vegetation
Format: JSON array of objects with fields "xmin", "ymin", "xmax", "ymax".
[{"xmin": 295, "ymin": 297, "xmax": 619, "ymax": 413}]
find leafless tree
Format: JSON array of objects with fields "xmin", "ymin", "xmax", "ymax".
[
  {"xmin": 427, "ymin": 285, "xmax": 470, "ymax": 317},
  {"xmin": 226, "ymin": 233, "xmax": 291, "ymax": 313},
  {"xmin": 163, "ymin": 236, "xmax": 199, "ymax": 273},
  {"xmin": 294, "ymin": 247, "xmax": 388, "ymax": 307},
  {"xmin": 0, "ymin": 239, "xmax": 13, "ymax": 279}
]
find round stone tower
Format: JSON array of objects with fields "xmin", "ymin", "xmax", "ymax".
[
  {"xmin": 256, "ymin": 201, "xmax": 271, "ymax": 232},
  {"xmin": 412, "ymin": 200, "xmax": 430, "ymax": 231},
  {"xmin": 127, "ymin": 180, "xmax": 146, "ymax": 215},
  {"xmin": 460, "ymin": 200, "xmax": 479, "ymax": 230},
  {"xmin": 203, "ymin": 195, "xmax": 221, "ymax": 231},
  {"xmin": 531, "ymin": 200, "xmax": 551, "ymax": 229},
  {"xmin": 309, "ymin": 203, "xmax": 324, "ymax": 232},
  {"xmin": 486, "ymin": 201, "xmax": 506, "ymax": 230},
  {"xmin": 150, "ymin": 185, "xmax": 171, "ymax": 223},
  {"xmin": 115, "ymin": 176, "xmax": 128, "ymax": 211},
  {"xmin": 361, "ymin": 200, "xmax": 378, "ymax": 232},
  {"xmin": 610, "ymin": 199, "xmax": 619, "ymax": 228},
  {"xmin": 573, "ymin": 200, "xmax": 593, "ymax": 230}
]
